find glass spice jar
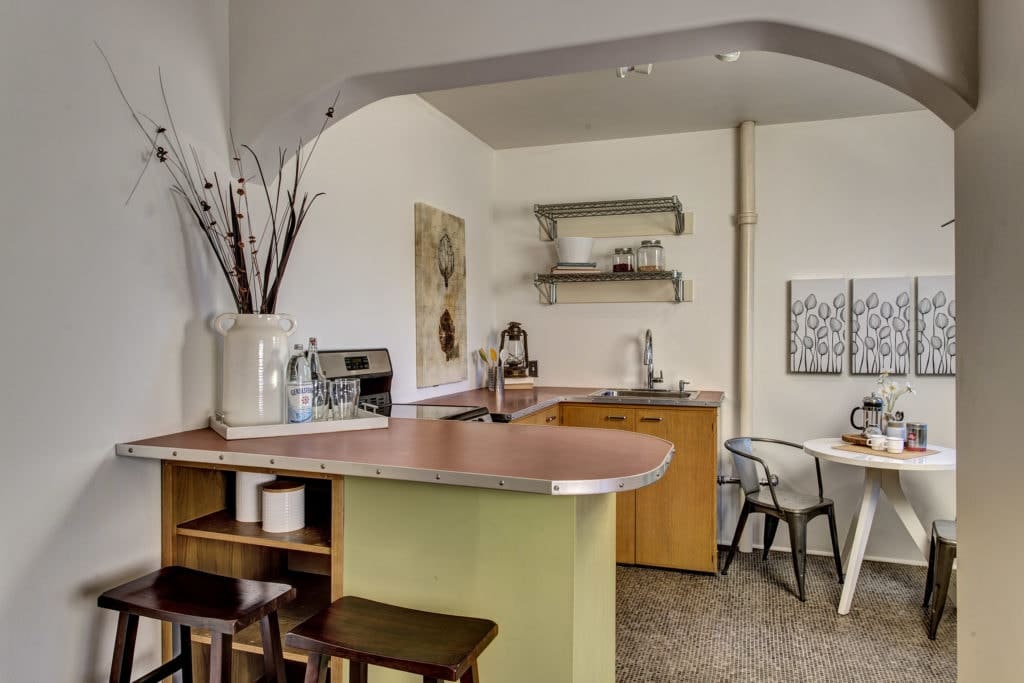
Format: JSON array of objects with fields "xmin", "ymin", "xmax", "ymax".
[
  {"xmin": 612, "ymin": 247, "xmax": 635, "ymax": 272},
  {"xmin": 637, "ymin": 240, "xmax": 665, "ymax": 272}
]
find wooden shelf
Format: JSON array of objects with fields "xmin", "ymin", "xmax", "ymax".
[
  {"xmin": 191, "ymin": 570, "xmax": 331, "ymax": 663},
  {"xmin": 177, "ymin": 509, "xmax": 331, "ymax": 555}
]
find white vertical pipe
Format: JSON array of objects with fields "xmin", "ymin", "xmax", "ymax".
[
  {"xmin": 738, "ymin": 121, "xmax": 757, "ymax": 436},
  {"xmin": 736, "ymin": 120, "xmax": 758, "ymax": 553}
]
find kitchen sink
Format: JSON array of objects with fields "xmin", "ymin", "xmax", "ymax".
[{"xmin": 590, "ymin": 388, "xmax": 702, "ymax": 402}]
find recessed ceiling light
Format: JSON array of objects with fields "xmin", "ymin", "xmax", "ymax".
[
  {"xmin": 616, "ymin": 64, "xmax": 654, "ymax": 78},
  {"xmin": 715, "ymin": 52, "xmax": 742, "ymax": 62}
]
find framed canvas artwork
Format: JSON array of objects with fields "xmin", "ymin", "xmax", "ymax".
[
  {"xmin": 789, "ymin": 278, "xmax": 846, "ymax": 374},
  {"xmin": 850, "ymin": 277, "xmax": 912, "ymax": 375},
  {"xmin": 916, "ymin": 275, "xmax": 955, "ymax": 375},
  {"xmin": 414, "ymin": 203, "xmax": 468, "ymax": 387}
]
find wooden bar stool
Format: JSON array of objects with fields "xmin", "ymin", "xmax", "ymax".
[
  {"xmin": 97, "ymin": 566, "xmax": 296, "ymax": 683},
  {"xmin": 285, "ymin": 596, "xmax": 498, "ymax": 683}
]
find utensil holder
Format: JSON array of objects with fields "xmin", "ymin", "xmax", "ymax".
[{"xmin": 487, "ymin": 367, "xmax": 498, "ymax": 391}]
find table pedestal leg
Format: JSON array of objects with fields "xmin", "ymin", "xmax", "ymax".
[
  {"xmin": 839, "ymin": 469, "xmax": 882, "ymax": 615},
  {"xmin": 879, "ymin": 469, "xmax": 956, "ymax": 606}
]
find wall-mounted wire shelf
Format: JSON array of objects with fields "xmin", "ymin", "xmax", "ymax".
[
  {"xmin": 534, "ymin": 270, "xmax": 690, "ymax": 304},
  {"xmin": 533, "ymin": 196, "xmax": 685, "ymax": 241}
]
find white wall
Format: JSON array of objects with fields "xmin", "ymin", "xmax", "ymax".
[
  {"xmin": 954, "ymin": 0, "xmax": 1024, "ymax": 677},
  {"xmin": 274, "ymin": 95, "xmax": 496, "ymax": 401},
  {"xmin": 492, "ymin": 110, "xmax": 955, "ymax": 563},
  {"xmin": 0, "ymin": 0, "xmax": 229, "ymax": 680}
]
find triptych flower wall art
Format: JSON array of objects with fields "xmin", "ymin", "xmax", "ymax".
[{"xmin": 788, "ymin": 276, "xmax": 954, "ymax": 377}]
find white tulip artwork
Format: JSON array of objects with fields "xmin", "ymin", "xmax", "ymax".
[
  {"xmin": 916, "ymin": 275, "xmax": 955, "ymax": 375},
  {"xmin": 850, "ymin": 277, "xmax": 913, "ymax": 375},
  {"xmin": 789, "ymin": 278, "xmax": 847, "ymax": 374}
]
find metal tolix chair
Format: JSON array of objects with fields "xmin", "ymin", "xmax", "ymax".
[
  {"xmin": 721, "ymin": 437, "xmax": 844, "ymax": 601},
  {"xmin": 923, "ymin": 519, "xmax": 957, "ymax": 639}
]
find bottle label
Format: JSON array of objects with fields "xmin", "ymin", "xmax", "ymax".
[{"xmin": 288, "ymin": 383, "xmax": 313, "ymax": 423}]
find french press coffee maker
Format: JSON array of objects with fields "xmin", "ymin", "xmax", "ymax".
[
  {"xmin": 499, "ymin": 321, "xmax": 530, "ymax": 378},
  {"xmin": 850, "ymin": 394, "xmax": 885, "ymax": 436}
]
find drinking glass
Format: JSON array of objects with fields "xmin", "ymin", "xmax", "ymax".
[
  {"xmin": 312, "ymin": 379, "xmax": 330, "ymax": 421},
  {"xmin": 331, "ymin": 378, "xmax": 361, "ymax": 419}
]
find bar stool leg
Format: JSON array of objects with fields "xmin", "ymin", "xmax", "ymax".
[
  {"xmin": 302, "ymin": 653, "xmax": 328, "ymax": 683},
  {"xmin": 259, "ymin": 612, "xmax": 288, "ymax": 682},
  {"xmin": 460, "ymin": 661, "xmax": 480, "ymax": 682},
  {"xmin": 351, "ymin": 660, "xmax": 369, "ymax": 683},
  {"xmin": 178, "ymin": 624, "xmax": 194, "ymax": 683},
  {"xmin": 109, "ymin": 612, "xmax": 139, "ymax": 683},
  {"xmin": 208, "ymin": 633, "xmax": 233, "ymax": 683}
]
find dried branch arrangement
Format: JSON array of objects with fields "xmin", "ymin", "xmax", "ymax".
[{"xmin": 99, "ymin": 44, "xmax": 337, "ymax": 313}]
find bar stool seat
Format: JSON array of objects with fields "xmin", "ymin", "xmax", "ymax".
[
  {"xmin": 98, "ymin": 566, "xmax": 296, "ymax": 683},
  {"xmin": 286, "ymin": 596, "xmax": 498, "ymax": 683}
]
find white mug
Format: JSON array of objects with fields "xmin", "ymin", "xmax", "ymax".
[
  {"xmin": 886, "ymin": 437, "xmax": 905, "ymax": 454},
  {"xmin": 867, "ymin": 435, "xmax": 888, "ymax": 451}
]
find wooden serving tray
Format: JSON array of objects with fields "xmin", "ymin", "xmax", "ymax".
[{"xmin": 834, "ymin": 443, "xmax": 939, "ymax": 459}]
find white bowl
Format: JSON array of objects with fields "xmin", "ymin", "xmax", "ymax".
[{"xmin": 556, "ymin": 237, "xmax": 594, "ymax": 264}]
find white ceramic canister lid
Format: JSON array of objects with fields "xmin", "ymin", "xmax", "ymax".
[{"xmin": 261, "ymin": 481, "xmax": 306, "ymax": 533}]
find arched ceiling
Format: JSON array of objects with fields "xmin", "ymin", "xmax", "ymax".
[{"xmin": 229, "ymin": 1, "xmax": 976, "ymax": 159}]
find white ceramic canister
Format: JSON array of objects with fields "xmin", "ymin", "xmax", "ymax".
[
  {"xmin": 235, "ymin": 472, "xmax": 277, "ymax": 522},
  {"xmin": 213, "ymin": 313, "xmax": 298, "ymax": 426},
  {"xmin": 261, "ymin": 481, "xmax": 306, "ymax": 533}
]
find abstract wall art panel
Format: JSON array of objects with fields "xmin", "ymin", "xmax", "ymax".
[
  {"xmin": 916, "ymin": 275, "xmax": 956, "ymax": 375},
  {"xmin": 850, "ymin": 277, "xmax": 913, "ymax": 375},
  {"xmin": 414, "ymin": 203, "xmax": 467, "ymax": 387},
  {"xmin": 789, "ymin": 278, "xmax": 847, "ymax": 374}
]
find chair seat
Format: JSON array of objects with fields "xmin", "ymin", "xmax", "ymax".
[
  {"xmin": 933, "ymin": 519, "xmax": 957, "ymax": 544},
  {"xmin": 747, "ymin": 487, "xmax": 833, "ymax": 514},
  {"xmin": 286, "ymin": 596, "xmax": 498, "ymax": 681},
  {"xmin": 97, "ymin": 566, "xmax": 296, "ymax": 634}
]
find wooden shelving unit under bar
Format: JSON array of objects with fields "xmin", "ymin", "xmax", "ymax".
[{"xmin": 176, "ymin": 509, "xmax": 331, "ymax": 555}]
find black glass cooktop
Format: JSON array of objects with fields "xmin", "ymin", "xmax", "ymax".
[{"xmin": 382, "ymin": 403, "xmax": 490, "ymax": 421}]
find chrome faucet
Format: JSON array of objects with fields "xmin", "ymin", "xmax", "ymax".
[{"xmin": 643, "ymin": 329, "xmax": 664, "ymax": 389}]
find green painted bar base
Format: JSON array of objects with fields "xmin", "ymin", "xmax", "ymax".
[{"xmin": 343, "ymin": 478, "xmax": 615, "ymax": 683}]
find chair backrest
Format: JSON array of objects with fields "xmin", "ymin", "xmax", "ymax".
[{"xmin": 724, "ymin": 437, "xmax": 761, "ymax": 495}]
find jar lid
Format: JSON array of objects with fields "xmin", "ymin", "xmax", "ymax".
[
  {"xmin": 622, "ymin": 247, "xmax": 634, "ymax": 253},
  {"xmin": 640, "ymin": 239, "xmax": 663, "ymax": 246},
  {"xmin": 263, "ymin": 480, "xmax": 305, "ymax": 494},
  {"xmin": 613, "ymin": 248, "xmax": 624, "ymax": 254}
]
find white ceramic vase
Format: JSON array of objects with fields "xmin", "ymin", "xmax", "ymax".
[{"xmin": 213, "ymin": 313, "xmax": 298, "ymax": 426}]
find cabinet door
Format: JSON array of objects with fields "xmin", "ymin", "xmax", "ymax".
[
  {"xmin": 634, "ymin": 408, "xmax": 718, "ymax": 572},
  {"xmin": 561, "ymin": 405, "xmax": 637, "ymax": 564},
  {"xmin": 512, "ymin": 404, "xmax": 561, "ymax": 426}
]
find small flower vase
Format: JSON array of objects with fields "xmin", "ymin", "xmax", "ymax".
[
  {"xmin": 487, "ymin": 367, "xmax": 498, "ymax": 391},
  {"xmin": 213, "ymin": 313, "xmax": 298, "ymax": 426},
  {"xmin": 884, "ymin": 412, "xmax": 906, "ymax": 440}
]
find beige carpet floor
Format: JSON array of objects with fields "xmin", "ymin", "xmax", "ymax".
[{"xmin": 616, "ymin": 552, "xmax": 956, "ymax": 682}]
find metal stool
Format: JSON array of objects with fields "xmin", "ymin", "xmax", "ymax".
[
  {"xmin": 98, "ymin": 566, "xmax": 295, "ymax": 682},
  {"xmin": 923, "ymin": 519, "xmax": 957, "ymax": 639},
  {"xmin": 286, "ymin": 596, "xmax": 498, "ymax": 682}
]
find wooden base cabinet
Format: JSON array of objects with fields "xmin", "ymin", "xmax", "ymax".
[{"xmin": 563, "ymin": 404, "xmax": 718, "ymax": 573}]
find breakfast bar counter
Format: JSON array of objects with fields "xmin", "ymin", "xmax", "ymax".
[{"xmin": 117, "ymin": 418, "xmax": 673, "ymax": 682}]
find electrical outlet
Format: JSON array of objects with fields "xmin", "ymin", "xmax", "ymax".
[{"xmin": 528, "ymin": 360, "xmax": 539, "ymax": 377}]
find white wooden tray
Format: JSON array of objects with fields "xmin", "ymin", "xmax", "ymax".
[{"xmin": 209, "ymin": 410, "xmax": 388, "ymax": 440}]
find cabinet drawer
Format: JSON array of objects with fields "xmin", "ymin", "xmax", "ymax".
[
  {"xmin": 561, "ymin": 405, "xmax": 635, "ymax": 431},
  {"xmin": 512, "ymin": 404, "xmax": 561, "ymax": 425}
]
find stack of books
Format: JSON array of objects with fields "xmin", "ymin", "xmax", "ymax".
[
  {"xmin": 551, "ymin": 261, "xmax": 598, "ymax": 274},
  {"xmin": 503, "ymin": 375, "xmax": 535, "ymax": 390}
]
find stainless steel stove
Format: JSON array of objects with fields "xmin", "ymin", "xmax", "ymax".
[{"xmin": 317, "ymin": 348, "xmax": 491, "ymax": 422}]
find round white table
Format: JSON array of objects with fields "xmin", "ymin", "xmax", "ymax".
[{"xmin": 803, "ymin": 438, "xmax": 956, "ymax": 615}]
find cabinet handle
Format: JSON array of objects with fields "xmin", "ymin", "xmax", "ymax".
[
  {"xmin": 640, "ymin": 416, "xmax": 664, "ymax": 422},
  {"xmin": 545, "ymin": 415, "xmax": 558, "ymax": 423},
  {"xmin": 605, "ymin": 415, "xmax": 628, "ymax": 421}
]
